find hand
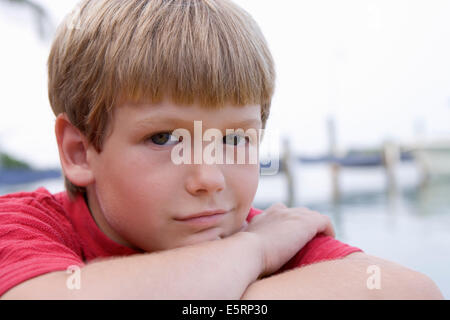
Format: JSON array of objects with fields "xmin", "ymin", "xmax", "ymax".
[{"xmin": 242, "ymin": 202, "xmax": 335, "ymax": 277}]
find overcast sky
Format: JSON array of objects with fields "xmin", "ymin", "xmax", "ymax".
[{"xmin": 1, "ymin": 0, "xmax": 450, "ymax": 168}]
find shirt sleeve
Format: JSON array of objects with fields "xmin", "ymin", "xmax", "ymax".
[
  {"xmin": 275, "ymin": 234, "xmax": 363, "ymax": 274},
  {"xmin": 247, "ymin": 207, "xmax": 363, "ymax": 274},
  {"xmin": 0, "ymin": 192, "xmax": 85, "ymax": 297}
]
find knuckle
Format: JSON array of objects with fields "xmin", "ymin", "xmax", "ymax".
[
  {"xmin": 267, "ymin": 202, "xmax": 288, "ymax": 214},
  {"xmin": 294, "ymin": 206, "xmax": 316, "ymax": 215},
  {"xmin": 273, "ymin": 202, "xmax": 287, "ymax": 209}
]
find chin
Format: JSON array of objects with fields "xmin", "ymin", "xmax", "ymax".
[{"xmin": 183, "ymin": 228, "xmax": 223, "ymax": 246}]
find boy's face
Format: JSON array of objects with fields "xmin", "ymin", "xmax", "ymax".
[{"xmin": 85, "ymin": 99, "xmax": 262, "ymax": 252}]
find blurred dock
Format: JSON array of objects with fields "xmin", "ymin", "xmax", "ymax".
[{"xmin": 258, "ymin": 135, "xmax": 450, "ymax": 207}]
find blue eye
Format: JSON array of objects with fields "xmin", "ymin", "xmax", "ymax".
[
  {"xmin": 223, "ymin": 133, "xmax": 248, "ymax": 146},
  {"xmin": 149, "ymin": 132, "xmax": 181, "ymax": 146}
]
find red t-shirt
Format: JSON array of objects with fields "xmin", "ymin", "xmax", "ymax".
[{"xmin": 0, "ymin": 187, "xmax": 362, "ymax": 297}]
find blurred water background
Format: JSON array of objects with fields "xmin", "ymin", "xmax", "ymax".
[{"xmin": 1, "ymin": 0, "xmax": 449, "ymax": 298}]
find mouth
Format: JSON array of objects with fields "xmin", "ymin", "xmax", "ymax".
[
  {"xmin": 175, "ymin": 209, "xmax": 229, "ymax": 221},
  {"xmin": 174, "ymin": 209, "xmax": 231, "ymax": 227}
]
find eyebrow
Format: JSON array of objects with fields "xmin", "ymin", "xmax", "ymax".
[{"xmin": 135, "ymin": 116, "xmax": 262, "ymax": 129}]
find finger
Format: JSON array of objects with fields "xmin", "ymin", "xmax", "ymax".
[
  {"xmin": 325, "ymin": 224, "xmax": 335, "ymax": 238},
  {"xmin": 270, "ymin": 202, "xmax": 287, "ymax": 210},
  {"xmin": 239, "ymin": 220, "xmax": 249, "ymax": 232},
  {"xmin": 265, "ymin": 202, "xmax": 288, "ymax": 215},
  {"xmin": 323, "ymin": 216, "xmax": 336, "ymax": 238}
]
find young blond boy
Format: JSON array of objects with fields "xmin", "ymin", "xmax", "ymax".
[{"xmin": 0, "ymin": 0, "xmax": 443, "ymax": 299}]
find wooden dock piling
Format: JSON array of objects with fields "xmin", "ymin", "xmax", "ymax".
[{"xmin": 281, "ymin": 138, "xmax": 295, "ymax": 207}]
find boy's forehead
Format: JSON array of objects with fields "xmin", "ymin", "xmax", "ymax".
[{"xmin": 120, "ymin": 100, "xmax": 262, "ymax": 128}]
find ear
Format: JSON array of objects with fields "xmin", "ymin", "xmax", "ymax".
[{"xmin": 55, "ymin": 113, "xmax": 95, "ymax": 187}]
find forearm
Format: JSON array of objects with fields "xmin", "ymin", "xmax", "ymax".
[
  {"xmin": 242, "ymin": 259, "xmax": 372, "ymax": 300},
  {"xmin": 241, "ymin": 253, "xmax": 444, "ymax": 300},
  {"xmin": 81, "ymin": 232, "xmax": 262, "ymax": 299},
  {"xmin": 3, "ymin": 232, "xmax": 262, "ymax": 300}
]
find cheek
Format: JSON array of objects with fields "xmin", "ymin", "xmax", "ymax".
[
  {"xmin": 99, "ymin": 147, "xmax": 170, "ymax": 194},
  {"xmin": 231, "ymin": 164, "xmax": 259, "ymax": 197},
  {"xmin": 94, "ymin": 165, "xmax": 180, "ymax": 251},
  {"xmin": 227, "ymin": 164, "xmax": 259, "ymax": 214},
  {"xmin": 94, "ymin": 152, "xmax": 174, "ymax": 228}
]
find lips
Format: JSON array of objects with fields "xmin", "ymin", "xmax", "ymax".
[{"xmin": 175, "ymin": 209, "xmax": 229, "ymax": 221}]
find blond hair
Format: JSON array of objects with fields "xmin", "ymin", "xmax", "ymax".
[{"xmin": 48, "ymin": 0, "xmax": 276, "ymax": 198}]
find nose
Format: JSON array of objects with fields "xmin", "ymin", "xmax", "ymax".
[{"xmin": 185, "ymin": 163, "xmax": 226, "ymax": 196}]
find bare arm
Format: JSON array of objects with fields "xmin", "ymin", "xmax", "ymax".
[
  {"xmin": 2, "ymin": 232, "xmax": 262, "ymax": 300},
  {"xmin": 241, "ymin": 252, "xmax": 444, "ymax": 300}
]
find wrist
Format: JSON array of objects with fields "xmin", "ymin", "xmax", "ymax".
[{"xmin": 231, "ymin": 231, "xmax": 265, "ymax": 280}]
